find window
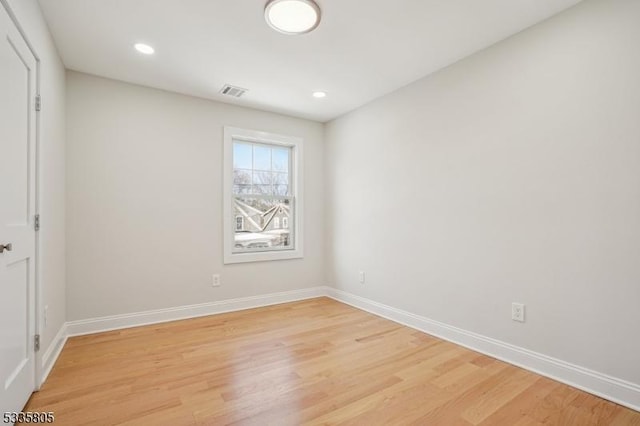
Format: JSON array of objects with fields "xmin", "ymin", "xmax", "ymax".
[{"xmin": 223, "ymin": 127, "xmax": 303, "ymax": 263}]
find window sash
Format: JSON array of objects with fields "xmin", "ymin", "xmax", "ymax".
[
  {"xmin": 233, "ymin": 141, "xmax": 293, "ymax": 197},
  {"xmin": 232, "ymin": 196, "xmax": 295, "ymax": 254}
]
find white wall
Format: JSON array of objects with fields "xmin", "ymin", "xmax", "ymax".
[
  {"xmin": 66, "ymin": 71, "xmax": 324, "ymax": 321},
  {"xmin": 325, "ymin": 0, "xmax": 640, "ymax": 386},
  {"xmin": 4, "ymin": 0, "xmax": 66, "ymax": 366}
]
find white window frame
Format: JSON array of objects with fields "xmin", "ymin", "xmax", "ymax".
[{"xmin": 223, "ymin": 126, "xmax": 304, "ymax": 264}]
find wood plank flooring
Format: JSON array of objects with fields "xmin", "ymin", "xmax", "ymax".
[{"xmin": 24, "ymin": 298, "xmax": 640, "ymax": 425}]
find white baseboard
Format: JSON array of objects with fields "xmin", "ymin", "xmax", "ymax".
[
  {"xmin": 324, "ymin": 287, "xmax": 640, "ymax": 412},
  {"xmin": 39, "ymin": 323, "xmax": 68, "ymax": 387},
  {"xmin": 39, "ymin": 285, "xmax": 640, "ymax": 412},
  {"xmin": 66, "ymin": 286, "xmax": 325, "ymax": 337}
]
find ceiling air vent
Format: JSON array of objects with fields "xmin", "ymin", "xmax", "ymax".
[{"xmin": 219, "ymin": 84, "xmax": 248, "ymax": 98}]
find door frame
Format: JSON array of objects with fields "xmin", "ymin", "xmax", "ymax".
[{"xmin": 0, "ymin": 0, "xmax": 43, "ymax": 390}]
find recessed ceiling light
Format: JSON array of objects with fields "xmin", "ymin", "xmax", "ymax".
[
  {"xmin": 312, "ymin": 91, "xmax": 327, "ymax": 98},
  {"xmin": 134, "ymin": 43, "xmax": 155, "ymax": 55},
  {"xmin": 265, "ymin": 0, "xmax": 321, "ymax": 35}
]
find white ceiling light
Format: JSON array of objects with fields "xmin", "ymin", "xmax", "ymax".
[
  {"xmin": 312, "ymin": 91, "xmax": 326, "ymax": 98},
  {"xmin": 134, "ymin": 43, "xmax": 155, "ymax": 55},
  {"xmin": 265, "ymin": 0, "xmax": 321, "ymax": 35}
]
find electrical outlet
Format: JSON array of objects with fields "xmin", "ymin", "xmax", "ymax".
[
  {"xmin": 512, "ymin": 303, "xmax": 525, "ymax": 322},
  {"xmin": 358, "ymin": 271, "xmax": 365, "ymax": 284},
  {"xmin": 212, "ymin": 274, "xmax": 221, "ymax": 287}
]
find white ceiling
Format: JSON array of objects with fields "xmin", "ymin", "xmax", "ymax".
[{"xmin": 38, "ymin": 0, "xmax": 582, "ymax": 122}]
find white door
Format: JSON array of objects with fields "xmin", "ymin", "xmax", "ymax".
[{"xmin": 0, "ymin": 2, "xmax": 38, "ymax": 415}]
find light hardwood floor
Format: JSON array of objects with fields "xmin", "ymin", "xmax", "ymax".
[{"xmin": 25, "ymin": 298, "xmax": 640, "ymax": 425}]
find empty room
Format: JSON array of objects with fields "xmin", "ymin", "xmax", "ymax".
[{"xmin": 1, "ymin": 0, "xmax": 639, "ymax": 424}]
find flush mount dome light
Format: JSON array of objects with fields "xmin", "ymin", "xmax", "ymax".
[
  {"xmin": 265, "ymin": 0, "xmax": 321, "ymax": 35},
  {"xmin": 134, "ymin": 43, "xmax": 155, "ymax": 54}
]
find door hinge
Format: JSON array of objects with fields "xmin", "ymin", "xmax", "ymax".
[
  {"xmin": 34, "ymin": 214, "xmax": 40, "ymax": 231},
  {"xmin": 34, "ymin": 334, "xmax": 40, "ymax": 352},
  {"xmin": 35, "ymin": 94, "xmax": 41, "ymax": 112}
]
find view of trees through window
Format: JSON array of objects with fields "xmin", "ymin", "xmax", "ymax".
[{"xmin": 232, "ymin": 141, "xmax": 293, "ymax": 252}]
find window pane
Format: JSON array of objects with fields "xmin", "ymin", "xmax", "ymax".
[
  {"xmin": 253, "ymin": 145, "xmax": 271, "ymax": 171},
  {"xmin": 233, "ymin": 169, "xmax": 252, "ymax": 195},
  {"xmin": 272, "ymin": 147, "xmax": 289, "ymax": 172},
  {"xmin": 233, "ymin": 184, "xmax": 252, "ymax": 194},
  {"xmin": 274, "ymin": 185, "xmax": 289, "ymax": 196},
  {"xmin": 233, "ymin": 169, "xmax": 251, "ymax": 185},
  {"xmin": 233, "ymin": 197, "xmax": 294, "ymax": 252},
  {"xmin": 252, "ymin": 171, "xmax": 272, "ymax": 185},
  {"xmin": 252, "ymin": 184, "xmax": 273, "ymax": 195},
  {"xmin": 273, "ymin": 172, "xmax": 289, "ymax": 185},
  {"xmin": 233, "ymin": 143, "xmax": 252, "ymax": 169}
]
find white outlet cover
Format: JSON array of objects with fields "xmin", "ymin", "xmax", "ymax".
[
  {"xmin": 212, "ymin": 274, "xmax": 221, "ymax": 287},
  {"xmin": 512, "ymin": 303, "xmax": 525, "ymax": 322},
  {"xmin": 358, "ymin": 271, "xmax": 365, "ymax": 284}
]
